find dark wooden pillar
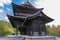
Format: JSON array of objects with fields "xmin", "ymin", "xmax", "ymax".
[
  {"xmin": 16, "ymin": 25, "xmax": 19, "ymax": 35},
  {"xmin": 39, "ymin": 24, "xmax": 46, "ymax": 36}
]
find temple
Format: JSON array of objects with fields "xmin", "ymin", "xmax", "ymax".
[{"xmin": 7, "ymin": 1, "xmax": 54, "ymax": 36}]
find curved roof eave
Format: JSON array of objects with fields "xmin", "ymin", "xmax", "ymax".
[
  {"xmin": 41, "ymin": 12, "xmax": 54, "ymax": 23},
  {"xmin": 7, "ymin": 15, "xmax": 26, "ymax": 19}
]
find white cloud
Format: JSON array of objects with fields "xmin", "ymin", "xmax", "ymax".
[
  {"xmin": 0, "ymin": 0, "xmax": 12, "ymax": 7},
  {"xmin": 33, "ymin": 0, "xmax": 44, "ymax": 8},
  {"xmin": 0, "ymin": 9, "xmax": 3, "ymax": 13},
  {"xmin": 5, "ymin": 16, "xmax": 9, "ymax": 21},
  {"xmin": 5, "ymin": 16, "xmax": 8, "ymax": 19},
  {"xmin": 1, "ymin": 0, "xmax": 12, "ymax": 4},
  {"xmin": 0, "ymin": 3, "xmax": 4, "ymax": 7},
  {"xmin": 21, "ymin": 1, "xmax": 25, "ymax": 4}
]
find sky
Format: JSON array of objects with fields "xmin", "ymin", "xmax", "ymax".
[{"xmin": 0, "ymin": 0, "xmax": 60, "ymax": 25}]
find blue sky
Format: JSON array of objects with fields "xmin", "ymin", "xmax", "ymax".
[{"xmin": 0, "ymin": 0, "xmax": 60, "ymax": 25}]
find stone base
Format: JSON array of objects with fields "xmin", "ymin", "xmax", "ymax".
[
  {"xmin": 0, "ymin": 35, "xmax": 57, "ymax": 40},
  {"xmin": 24, "ymin": 36, "xmax": 56, "ymax": 40}
]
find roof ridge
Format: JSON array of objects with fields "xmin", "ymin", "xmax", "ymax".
[{"xmin": 20, "ymin": 1, "xmax": 35, "ymax": 8}]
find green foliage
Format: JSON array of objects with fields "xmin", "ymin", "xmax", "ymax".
[
  {"xmin": 46, "ymin": 25, "xmax": 60, "ymax": 36},
  {"xmin": 0, "ymin": 20, "xmax": 21, "ymax": 36},
  {"xmin": 0, "ymin": 20, "xmax": 15, "ymax": 36}
]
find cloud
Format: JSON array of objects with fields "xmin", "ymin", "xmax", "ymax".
[
  {"xmin": 33, "ymin": 0, "xmax": 44, "ymax": 8},
  {"xmin": 1, "ymin": 0, "xmax": 12, "ymax": 4},
  {"xmin": 0, "ymin": 0, "xmax": 12, "ymax": 7},
  {"xmin": 21, "ymin": 1, "xmax": 25, "ymax": 4},
  {"xmin": 0, "ymin": 9, "xmax": 3, "ymax": 13},
  {"xmin": 0, "ymin": 3, "xmax": 4, "ymax": 7},
  {"xmin": 5, "ymin": 16, "xmax": 8, "ymax": 19},
  {"xmin": 4, "ymin": 16, "xmax": 9, "ymax": 21}
]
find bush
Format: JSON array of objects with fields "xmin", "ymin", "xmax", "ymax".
[
  {"xmin": 0, "ymin": 21, "xmax": 15, "ymax": 36},
  {"xmin": 46, "ymin": 25, "xmax": 60, "ymax": 36}
]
